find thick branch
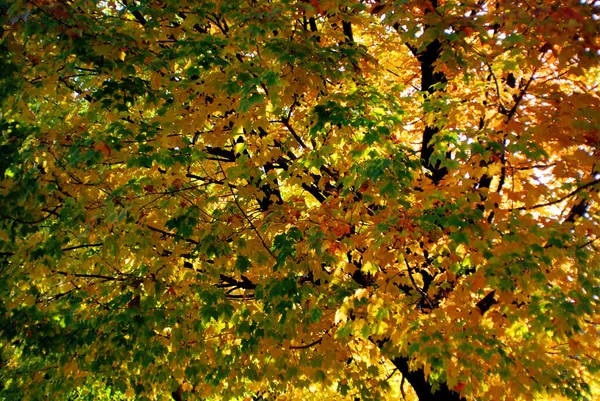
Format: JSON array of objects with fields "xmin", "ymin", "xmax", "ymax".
[
  {"xmin": 416, "ymin": 38, "xmax": 448, "ymax": 185},
  {"xmin": 218, "ymin": 274, "xmax": 256, "ymax": 290},
  {"xmin": 121, "ymin": 0, "xmax": 146, "ymax": 26},
  {"xmin": 391, "ymin": 356, "xmax": 465, "ymax": 401}
]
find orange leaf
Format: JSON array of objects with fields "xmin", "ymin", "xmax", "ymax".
[{"xmin": 94, "ymin": 141, "xmax": 112, "ymax": 157}]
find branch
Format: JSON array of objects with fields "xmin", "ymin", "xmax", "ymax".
[
  {"xmin": 342, "ymin": 20, "xmax": 353, "ymax": 43},
  {"xmin": 1, "ymin": 206, "xmax": 60, "ymax": 225},
  {"xmin": 59, "ymin": 77, "xmax": 93, "ymax": 102},
  {"xmin": 504, "ymin": 65, "xmax": 538, "ymax": 122},
  {"xmin": 485, "ymin": 63, "xmax": 506, "ymax": 113},
  {"xmin": 53, "ymin": 270, "xmax": 127, "ymax": 281},
  {"xmin": 415, "ymin": 37, "xmax": 448, "ymax": 184},
  {"xmin": 281, "ymin": 119, "xmax": 308, "ymax": 150},
  {"xmin": 218, "ymin": 274, "xmax": 256, "ymax": 290},
  {"xmin": 122, "ymin": 0, "xmax": 146, "ymax": 26},
  {"xmin": 384, "ymin": 368, "xmax": 398, "ymax": 382},
  {"xmin": 516, "ymin": 178, "xmax": 600, "ymax": 211},
  {"xmin": 565, "ymin": 198, "xmax": 589, "ymax": 223},
  {"xmin": 476, "ymin": 290, "xmax": 498, "ymax": 315},
  {"xmin": 391, "ymin": 356, "xmax": 465, "ymax": 401},
  {"xmin": 204, "ymin": 145, "xmax": 236, "ymax": 162},
  {"xmin": 62, "ymin": 243, "xmax": 103, "ymax": 252},
  {"xmin": 37, "ymin": 288, "xmax": 76, "ymax": 303},
  {"xmin": 146, "ymin": 224, "xmax": 200, "ymax": 245},
  {"xmin": 404, "ymin": 258, "xmax": 434, "ymax": 309},
  {"xmin": 289, "ymin": 337, "xmax": 322, "ymax": 349},
  {"xmin": 225, "ymin": 293, "xmax": 255, "ymax": 300},
  {"xmin": 218, "ymin": 163, "xmax": 277, "ymax": 261}
]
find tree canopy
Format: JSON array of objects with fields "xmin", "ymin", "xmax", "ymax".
[{"xmin": 1, "ymin": 0, "xmax": 600, "ymax": 400}]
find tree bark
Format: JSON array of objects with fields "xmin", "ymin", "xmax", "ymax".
[
  {"xmin": 391, "ymin": 356, "xmax": 465, "ymax": 401},
  {"xmin": 417, "ymin": 38, "xmax": 448, "ymax": 185}
]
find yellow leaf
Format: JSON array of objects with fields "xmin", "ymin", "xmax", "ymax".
[
  {"xmin": 335, "ymin": 308, "xmax": 347, "ymax": 324},
  {"xmin": 355, "ymin": 288, "xmax": 369, "ymax": 300}
]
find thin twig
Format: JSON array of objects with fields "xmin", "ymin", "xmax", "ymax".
[
  {"xmin": 516, "ymin": 178, "xmax": 600, "ymax": 211},
  {"xmin": 289, "ymin": 337, "xmax": 323, "ymax": 349},
  {"xmin": 53, "ymin": 270, "xmax": 126, "ymax": 281},
  {"xmin": 62, "ymin": 243, "xmax": 103, "ymax": 252},
  {"xmin": 218, "ymin": 162, "xmax": 276, "ymax": 261}
]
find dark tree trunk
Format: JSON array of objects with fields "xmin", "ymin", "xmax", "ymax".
[
  {"xmin": 388, "ymin": 10, "xmax": 462, "ymax": 397},
  {"xmin": 391, "ymin": 356, "xmax": 465, "ymax": 401},
  {"xmin": 417, "ymin": 38, "xmax": 448, "ymax": 185}
]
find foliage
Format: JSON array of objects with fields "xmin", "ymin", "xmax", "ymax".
[{"xmin": 1, "ymin": 0, "xmax": 600, "ymax": 400}]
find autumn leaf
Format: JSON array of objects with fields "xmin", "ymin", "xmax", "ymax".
[
  {"xmin": 1, "ymin": 1, "xmax": 599, "ymax": 401},
  {"xmin": 93, "ymin": 141, "xmax": 112, "ymax": 157}
]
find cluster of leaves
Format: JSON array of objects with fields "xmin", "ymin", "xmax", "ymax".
[{"xmin": 1, "ymin": 0, "xmax": 599, "ymax": 400}]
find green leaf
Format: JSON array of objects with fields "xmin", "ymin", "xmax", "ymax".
[
  {"xmin": 313, "ymin": 370, "xmax": 327, "ymax": 383},
  {"xmin": 235, "ymin": 255, "xmax": 252, "ymax": 273}
]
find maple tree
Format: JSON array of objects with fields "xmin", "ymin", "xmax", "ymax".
[{"xmin": 1, "ymin": 0, "xmax": 600, "ymax": 400}]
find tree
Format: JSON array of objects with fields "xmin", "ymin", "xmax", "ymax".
[{"xmin": 1, "ymin": 0, "xmax": 599, "ymax": 400}]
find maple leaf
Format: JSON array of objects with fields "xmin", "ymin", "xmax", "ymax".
[
  {"xmin": 0, "ymin": 1, "xmax": 599, "ymax": 401},
  {"xmin": 93, "ymin": 141, "xmax": 112, "ymax": 157}
]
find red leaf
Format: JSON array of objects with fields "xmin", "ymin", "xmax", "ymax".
[{"xmin": 311, "ymin": 0, "xmax": 323, "ymax": 16}]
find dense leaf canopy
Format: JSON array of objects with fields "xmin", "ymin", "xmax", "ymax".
[{"xmin": 1, "ymin": 0, "xmax": 600, "ymax": 400}]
